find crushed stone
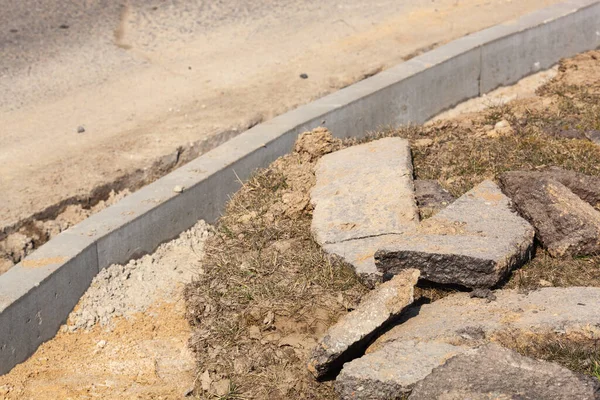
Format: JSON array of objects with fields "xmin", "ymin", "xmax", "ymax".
[{"xmin": 66, "ymin": 220, "xmax": 213, "ymax": 331}]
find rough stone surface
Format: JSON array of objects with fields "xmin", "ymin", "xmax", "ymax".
[
  {"xmin": 307, "ymin": 269, "xmax": 419, "ymax": 379},
  {"xmin": 499, "ymin": 170, "xmax": 600, "ymax": 257},
  {"xmin": 336, "ymin": 340, "xmax": 467, "ymax": 400},
  {"xmin": 310, "ymin": 138, "xmax": 419, "ymax": 284},
  {"xmin": 414, "ymin": 179, "xmax": 455, "ymax": 218},
  {"xmin": 375, "ymin": 180, "xmax": 535, "ymax": 288},
  {"xmin": 369, "ymin": 287, "xmax": 600, "ymax": 353},
  {"xmin": 409, "ymin": 344, "xmax": 600, "ymax": 400}
]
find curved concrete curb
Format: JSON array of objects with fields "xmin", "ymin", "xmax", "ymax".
[{"xmin": 1, "ymin": 0, "xmax": 599, "ymax": 375}]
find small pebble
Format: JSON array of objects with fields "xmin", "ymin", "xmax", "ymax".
[
  {"xmin": 174, "ymin": 185, "xmax": 184, "ymax": 193},
  {"xmin": 299, "ymin": 73, "xmax": 308, "ymax": 79},
  {"xmin": 77, "ymin": 126, "xmax": 85, "ymax": 133}
]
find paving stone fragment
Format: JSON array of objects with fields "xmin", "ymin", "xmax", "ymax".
[
  {"xmin": 413, "ymin": 179, "xmax": 455, "ymax": 218},
  {"xmin": 375, "ymin": 181, "xmax": 534, "ymax": 288},
  {"xmin": 408, "ymin": 344, "xmax": 600, "ymax": 400},
  {"xmin": 310, "ymin": 137, "xmax": 418, "ymax": 244},
  {"xmin": 307, "ymin": 269, "xmax": 419, "ymax": 379},
  {"xmin": 499, "ymin": 170, "xmax": 600, "ymax": 257},
  {"xmin": 369, "ymin": 287, "xmax": 600, "ymax": 353},
  {"xmin": 335, "ymin": 340, "xmax": 467, "ymax": 400},
  {"xmin": 310, "ymin": 138, "xmax": 419, "ymax": 284}
]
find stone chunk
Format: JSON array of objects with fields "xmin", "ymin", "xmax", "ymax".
[
  {"xmin": 336, "ymin": 340, "xmax": 467, "ymax": 400},
  {"xmin": 409, "ymin": 344, "xmax": 600, "ymax": 400},
  {"xmin": 500, "ymin": 170, "xmax": 600, "ymax": 257},
  {"xmin": 311, "ymin": 137, "xmax": 418, "ymax": 245},
  {"xmin": 307, "ymin": 269, "xmax": 419, "ymax": 379},
  {"xmin": 375, "ymin": 181, "xmax": 534, "ymax": 288},
  {"xmin": 414, "ymin": 179, "xmax": 455, "ymax": 218},
  {"xmin": 369, "ymin": 287, "xmax": 600, "ymax": 353}
]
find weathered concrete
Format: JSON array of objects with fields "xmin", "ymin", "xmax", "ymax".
[
  {"xmin": 409, "ymin": 344, "xmax": 600, "ymax": 400},
  {"xmin": 3, "ymin": 0, "xmax": 600, "ymax": 376},
  {"xmin": 307, "ymin": 269, "xmax": 419, "ymax": 379},
  {"xmin": 529, "ymin": 167, "xmax": 600, "ymax": 209},
  {"xmin": 369, "ymin": 287, "xmax": 600, "ymax": 353},
  {"xmin": 499, "ymin": 170, "xmax": 600, "ymax": 257},
  {"xmin": 375, "ymin": 180, "xmax": 535, "ymax": 288},
  {"xmin": 310, "ymin": 138, "xmax": 419, "ymax": 285},
  {"xmin": 335, "ymin": 340, "xmax": 467, "ymax": 400},
  {"xmin": 414, "ymin": 179, "xmax": 455, "ymax": 218},
  {"xmin": 311, "ymin": 138, "xmax": 418, "ymax": 245}
]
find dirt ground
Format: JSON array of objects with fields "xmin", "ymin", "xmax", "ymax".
[
  {"xmin": 0, "ymin": 221, "xmax": 212, "ymax": 399},
  {"xmin": 2, "ymin": 49, "xmax": 600, "ymax": 400},
  {"xmin": 0, "ymin": 0, "xmax": 560, "ymax": 273}
]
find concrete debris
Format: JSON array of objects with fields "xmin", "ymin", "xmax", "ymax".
[
  {"xmin": 335, "ymin": 340, "xmax": 467, "ymax": 400},
  {"xmin": 311, "ymin": 138, "xmax": 419, "ymax": 285},
  {"xmin": 307, "ymin": 269, "xmax": 419, "ymax": 379},
  {"xmin": 409, "ymin": 344, "xmax": 600, "ymax": 400},
  {"xmin": 376, "ymin": 180, "xmax": 534, "ymax": 288}
]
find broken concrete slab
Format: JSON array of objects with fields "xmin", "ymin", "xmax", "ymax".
[
  {"xmin": 414, "ymin": 179, "xmax": 455, "ymax": 218},
  {"xmin": 335, "ymin": 340, "xmax": 467, "ymax": 400},
  {"xmin": 409, "ymin": 344, "xmax": 600, "ymax": 400},
  {"xmin": 307, "ymin": 269, "xmax": 419, "ymax": 380},
  {"xmin": 310, "ymin": 137, "xmax": 419, "ymax": 285},
  {"xmin": 369, "ymin": 287, "xmax": 600, "ymax": 353},
  {"xmin": 311, "ymin": 137, "xmax": 418, "ymax": 245},
  {"xmin": 323, "ymin": 235, "xmax": 400, "ymax": 288},
  {"xmin": 375, "ymin": 180, "xmax": 535, "ymax": 288},
  {"xmin": 499, "ymin": 170, "xmax": 600, "ymax": 257}
]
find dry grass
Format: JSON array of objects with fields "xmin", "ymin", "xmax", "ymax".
[{"xmin": 185, "ymin": 51, "xmax": 600, "ymax": 398}]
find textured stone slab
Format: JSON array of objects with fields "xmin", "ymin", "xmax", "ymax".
[
  {"xmin": 369, "ymin": 287, "xmax": 600, "ymax": 353},
  {"xmin": 409, "ymin": 344, "xmax": 600, "ymax": 400},
  {"xmin": 414, "ymin": 179, "xmax": 455, "ymax": 218},
  {"xmin": 336, "ymin": 340, "xmax": 467, "ymax": 400},
  {"xmin": 500, "ymin": 170, "xmax": 600, "ymax": 257},
  {"xmin": 375, "ymin": 180, "xmax": 534, "ymax": 288},
  {"xmin": 307, "ymin": 269, "xmax": 419, "ymax": 379},
  {"xmin": 311, "ymin": 137, "xmax": 418, "ymax": 245},
  {"xmin": 323, "ymin": 235, "xmax": 400, "ymax": 288}
]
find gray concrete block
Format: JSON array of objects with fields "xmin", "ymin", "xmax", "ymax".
[
  {"xmin": 375, "ymin": 181, "xmax": 535, "ymax": 288},
  {"xmin": 0, "ymin": 231, "xmax": 98, "ymax": 375},
  {"xmin": 311, "ymin": 138, "xmax": 418, "ymax": 244},
  {"xmin": 480, "ymin": 1, "xmax": 600, "ymax": 93}
]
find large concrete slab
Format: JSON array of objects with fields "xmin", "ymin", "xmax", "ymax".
[
  {"xmin": 409, "ymin": 344, "xmax": 600, "ymax": 400},
  {"xmin": 311, "ymin": 138, "xmax": 419, "ymax": 286},
  {"xmin": 375, "ymin": 180, "xmax": 535, "ymax": 288},
  {"xmin": 335, "ymin": 340, "xmax": 467, "ymax": 400},
  {"xmin": 307, "ymin": 269, "xmax": 419, "ymax": 379},
  {"xmin": 369, "ymin": 287, "xmax": 600, "ymax": 353},
  {"xmin": 311, "ymin": 138, "xmax": 418, "ymax": 245}
]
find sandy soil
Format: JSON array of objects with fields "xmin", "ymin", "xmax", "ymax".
[
  {"xmin": 0, "ymin": 0, "xmax": 560, "ymax": 272},
  {"xmin": 0, "ymin": 221, "xmax": 212, "ymax": 399}
]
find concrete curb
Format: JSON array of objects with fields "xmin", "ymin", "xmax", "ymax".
[{"xmin": 1, "ymin": 0, "xmax": 599, "ymax": 375}]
